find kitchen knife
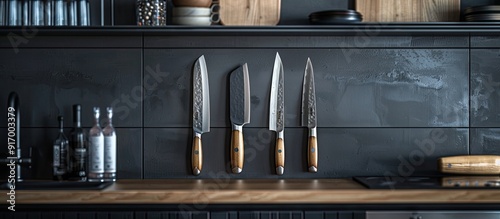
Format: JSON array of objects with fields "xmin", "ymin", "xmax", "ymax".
[
  {"xmin": 301, "ymin": 58, "xmax": 317, "ymax": 173},
  {"xmin": 192, "ymin": 55, "xmax": 210, "ymax": 176},
  {"xmin": 269, "ymin": 52, "xmax": 285, "ymax": 175},
  {"xmin": 229, "ymin": 64, "xmax": 251, "ymax": 174},
  {"xmin": 438, "ymin": 155, "xmax": 500, "ymax": 175}
]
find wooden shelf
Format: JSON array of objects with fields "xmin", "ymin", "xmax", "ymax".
[
  {"xmin": 3, "ymin": 23, "xmax": 500, "ymax": 36},
  {"xmin": 10, "ymin": 179, "xmax": 500, "ymax": 205}
]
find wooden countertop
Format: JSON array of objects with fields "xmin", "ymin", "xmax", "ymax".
[{"xmin": 9, "ymin": 179, "xmax": 500, "ymax": 204}]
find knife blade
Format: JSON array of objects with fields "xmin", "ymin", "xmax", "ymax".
[
  {"xmin": 301, "ymin": 58, "xmax": 318, "ymax": 173},
  {"xmin": 269, "ymin": 52, "xmax": 285, "ymax": 175},
  {"xmin": 192, "ymin": 55, "xmax": 210, "ymax": 176},
  {"xmin": 229, "ymin": 63, "xmax": 251, "ymax": 174},
  {"xmin": 438, "ymin": 155, "xmax": 500, "ymax": 175}
]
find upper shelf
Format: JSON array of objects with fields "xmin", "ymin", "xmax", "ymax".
[{"xmin": 3, "ymin": 23, "xmax": 500, "ymax": 36}]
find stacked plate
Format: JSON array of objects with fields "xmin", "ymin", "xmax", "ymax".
[
  {"xmin": 309, "ymin": 10, "xmax": 362, "ymax": 25},
  {"xmin": 172, "ymin": 0, "xmax": 219, "ymax": 25},
  {"xmin": 463, "ymin": 5, "xmax": 500, "ymax": 22}
]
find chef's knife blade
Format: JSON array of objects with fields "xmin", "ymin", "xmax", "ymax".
[
  {"xmin": 269, "ymin": 52, "xmax": 285, "ymax": 175},
  {"xmin": 192, "ymin": 55, "xmax": 210, "ymax": 176},
  {"xmin": 301, "ymin": 58, "xmax": 318, "ymax": 173},
  {"xmin": 229, "ymin": 63, "xmax": 250, "ymax": 174}
]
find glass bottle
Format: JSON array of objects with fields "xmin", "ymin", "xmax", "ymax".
[
  {"xmin": 53, "ymin": 116, "xmax": 69, "ymax": 180},
  {"xmin": 54, "ymin": 0, "xmax": 66, "ymax": 26},
  {"xmin": 77, "ymin": 0, "xmax": 88, "ymax": 26},
  {"xmin": 21, "ymin": 0, "xmax": 28, "ymax": 26},
  {"xmin": 31, "ymin": 0, "xmax": 44, "ymax": 26},
  {"xmin": 103, "ymin": 107, "xmax": 116, "ymax": 182},
  {"xmin": 45, "ymin": 0, "xmax": 53, "ymax": 26},
  {"xmin": 88, "ymin": 107, "xmax": 104, "ymax": 182},
  {"xmin": 69, "ymin": 104, "xmax": 87, "ymax": 181},
  {"xmin": 67, "ymin": 0, "xmax": 77, "ymax": 26},
  {"xmin": 1, "ymin": 0, "xmax": 6, "ymax": 26},
  {"xmin": 7, "ymin": 0, "xmax": 22, "ymax": 26}
]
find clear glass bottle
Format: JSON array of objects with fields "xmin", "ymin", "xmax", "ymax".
[
  {"xmin": 0, "ymin": 0, "xmax": 6, "ymax": 26},
  {"xmin": 88, "ymin": 107, "xmax": 104, "ymax": 182},
  {"xmin": 45, "ymin": 0, "xmax": 53, "ymax": 26},
  {"xmin": 103, "ymin": 107, "xmax": 116, "ymax": 182},
  {"xmin": 54, "ymin": 0, "xmax": 67, "ymax": 26},
  {"xmin": 7, "ymin": 0, "xmax": 22, "ymax": 26},
  {"xmin": 69, "ymin": 104, "xmax": 87, "ymax": 181},
  {"xmin": 77, "ymin": 0, "xmax": 88, "ymax": 26},
  {"xmin": 31, "ymin": 0, "xmax": 44, "ymax": 26},
  {"xmin": 21, "ymin": 0, "xmax": 28, "ymax": 26},
  {"xmin": 67, "ymin": 0, "xmax": 77, "ymax": 26},
  {"xmin": 53, "ymin": 116, "xmax": 69, "ymax": 180}
]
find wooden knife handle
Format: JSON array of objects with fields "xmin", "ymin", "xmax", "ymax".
[
  {"xmin": 275, "ymin": 137, "xmax": 285, "ymax": 175},
  {"xmin": 308, "ymin": 136, "xmax": 318, "ymax": 173},
  {"xmin": 438, "ymin": 155, "xmax": 500, "ymax": 175},
  {"xmin": 231, "ymin": 130, "xmax": 244, "ymax": 174},
  {"xmin": 192, "ymin": 135, "xmax": 203, "ymax": 176}
]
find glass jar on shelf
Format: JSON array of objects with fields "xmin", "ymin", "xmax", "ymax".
[{"xmin": 136, "ymin": 0, "xmax": 166, "ymax": 26}]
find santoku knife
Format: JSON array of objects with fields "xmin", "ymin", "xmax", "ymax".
[
  {"xmin": 269, "ymin": 52, "xmax": 285, "ymax": 175},
  {"xmin": 192, "ymin": 55, "xmax": 210, "ymax": 176},
  {"xmin": 229, "ymin": 64, "xmax": 251, "ymax": 174},
  {"xmin": 301, "ymin": 58, "xmax": 318, "ymax": 173}
]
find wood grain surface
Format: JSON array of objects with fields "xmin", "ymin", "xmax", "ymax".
[
  {"xmin": 439, "ymin": 155, "xmax": 500, "ymax": 175},
  {"xmin": 356, "ymin": 0, "xmax": 460, "ymax": 22},
  {"xmin": 9, "ymin": 179, "xmax": 500, "ymax": 204},
  {"xmin": 231, "ymin": 130, "xmax": 244, "ymax": 172},
  {"xmin": 219, "ymin": 0, "xmax": 281, "ymax": 25}
]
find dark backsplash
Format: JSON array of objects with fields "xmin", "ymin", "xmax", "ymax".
[{"xmin": 1, "ymin": 0, "xmax": 500, "ymax": 180}]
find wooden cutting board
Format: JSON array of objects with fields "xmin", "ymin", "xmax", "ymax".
[
  {"xmin": 356, "ymin": 0, "xmax": 460, "ymax": 22},
  {"xmin": 219, "ymin": 0, "xmax": 281, "ymax": 26}
]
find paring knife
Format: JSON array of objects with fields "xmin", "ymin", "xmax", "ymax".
[
  {"xmin": 301, "ymin": 58, "xmax": 317, "ymax": 173},
  {"xmin": 438, "ymin": 155, "xmax": 500, "ymax": 175},
  {"xmin": 192, "ymin": 55, "xmax": 210, "ymax": 176},
  {"xmin": 229, "ymin": 64, "xmax": 251, "ymax": 174},
  {"xmin": 269, "ymin": 52, "xmax": 285, "ymax": 175}
]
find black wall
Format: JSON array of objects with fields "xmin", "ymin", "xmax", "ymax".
[{"xmin": 1, "ymin": 0, "xmax": 500, "ymax": 180}]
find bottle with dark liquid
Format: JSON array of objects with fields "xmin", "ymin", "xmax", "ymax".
[
  {"xmin": 53, "ymin": 116, "xmax": 69, "ymax": 180},
  {"xmin": 69, "ymin": 104, "xmax": 87, "ymax": 181}
]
